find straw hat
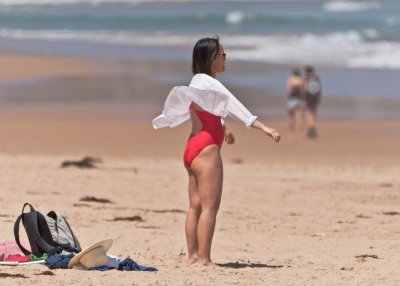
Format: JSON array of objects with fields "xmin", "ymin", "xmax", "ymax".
[{"xmin": 68, "ymin": 239, "xmax": 113, "ymax": 269}]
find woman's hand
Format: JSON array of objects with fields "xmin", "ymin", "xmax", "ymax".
[
  {"xmin": 263, "ymin": 126, "xmax": 281, "ymax": 143},
  {"xmin": 224, "ymin": 128, "xmax": 235, "ymax": 145},
  {"xmin": 251, "ymin": 120, "xmax": 281, "ymax": 143}
]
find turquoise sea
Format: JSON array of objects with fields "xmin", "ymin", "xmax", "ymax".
[
  {"xmin": 0, "ymin": 0, "xmax": 399, "ymax": 118},
  {"xmin": 1, "ymin": 0, "xmax": 400, "ymax": 67}
]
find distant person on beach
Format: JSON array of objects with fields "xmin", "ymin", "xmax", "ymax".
[
  {"xmin": 153, "ymin": 36, "xmax": 280, "ymax": 266},
  {"xmin": 286, "ymin": 67, "xmax": 305, "ymax": 134},
  {"xmin": 303, "ymin": 65, "xmax": 322, "ymax": 139}
]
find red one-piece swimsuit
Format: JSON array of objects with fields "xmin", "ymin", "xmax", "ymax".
[{"xmin": 183, "ymin": 103, "xmax": 224, "ymax": 167}]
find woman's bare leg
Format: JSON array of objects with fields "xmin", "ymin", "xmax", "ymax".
[
  {"xmin": 190, "ymin": 145, "xmax": 223, "ymax": 266},
  {"xmin": 295, "ymin": 106, "xmax": 305, "ymax": 134},
  {"xmin": 288, "ymin": 109, "xmax": 295, "ymax": 133},
  {"xmin": 185, "ymin": 168, "xmax": 201, "ymax": 264},
  {"xmin": 306, "ymin": 108, "xmax": 315, "ymax": 129}
]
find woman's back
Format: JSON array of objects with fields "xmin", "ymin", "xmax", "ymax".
[
  {"xmin": 288, "ymin": 75, "xmax": 303, "ymax": 99},
  {"xmin": 184, "ymin": 102, "xmax": 224, "ymax": 167},
  {"xmin": 189, "ymin": 103, "xmax": 223, "ymax": 142}
]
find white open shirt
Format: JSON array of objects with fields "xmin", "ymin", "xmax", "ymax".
[{"xmin": 152, "ymin": 73, "xmax": 257, "ymax": 129}]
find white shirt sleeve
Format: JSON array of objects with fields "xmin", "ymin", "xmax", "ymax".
[
  {"xmin": 225, "ymin": 92, "xmax": 258, "ymax": 127},
  {"xmin": 190, "ymin": 74, "xmax": 257, "ymax": 127}
]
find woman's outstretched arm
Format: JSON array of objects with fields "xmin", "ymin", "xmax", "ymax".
[{"xmin": 251, "ymin": 120, "xmax": 281, "ymax": 143}]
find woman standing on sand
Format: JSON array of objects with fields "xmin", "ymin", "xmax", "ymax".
[{"xmin": 153, "ymin": 36, "xmax": 280, "ymax": 266}]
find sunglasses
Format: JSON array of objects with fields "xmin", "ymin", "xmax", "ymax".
[{"xmin": 215, "ymin": 53, "xmax": 226, "ymax": 59}]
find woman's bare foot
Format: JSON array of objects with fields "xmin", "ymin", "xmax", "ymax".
[
  {"xmin": 200, "ymin": 259, "xmax": 217, "ymax": 267},
  {"xmin": 187, "ymin": 256, "xmax": 199, "ymax": 265}
]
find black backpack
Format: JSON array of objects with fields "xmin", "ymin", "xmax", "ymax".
[
  {"xmin": 14, "ymin": 203, "xmax": 81, "ymax": 256},
  {"xmin": 305, "ymin": 76, "xmax": 322, "ymax": 106}
]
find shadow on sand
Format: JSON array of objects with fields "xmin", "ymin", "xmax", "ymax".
[{"xmin": 217, "ymin": 262, "xmax": 284, "ymax": 269}]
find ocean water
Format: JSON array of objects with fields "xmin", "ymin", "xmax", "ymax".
[
  {"xmin": 0, "ymin": 0, "xmax": 400, "ymax": 69},
  {"xmin": 0, "ymin": 0, "xmax": 399, "ymax": 105}
]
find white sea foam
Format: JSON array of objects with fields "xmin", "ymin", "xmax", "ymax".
[
  {"xmin": 226, "ymin": 11, "xmax": 244, "ymax": 24},
  {"xmin": 363, "ymin": 29, "xmax": 379, "ymax": 39},
  {"xmin": 223, "ymin": 30, "xmax": 400, "ymax": 69},
  {"xmin": 224, "ymin": 31, "xmax": 400, "ymax": 69},
  {"xmin": 0, "ymin": 29, "xmax": 197, "ymax": 45},
  {"xmin": 347, "ymin": 42, "xmax": 400, "ymax": 69},
  {"xmin": 225, "ymin": 31, "xmax": 363, "ymax": 66},
  {"xmin": 323, "ymin": 1, "xmax": 381, "ymax": 13},
  {"xmin": 2, "ymin": 28, "xmax": 400, "ymax": 70}
]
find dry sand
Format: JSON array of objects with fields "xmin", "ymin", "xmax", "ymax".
[{"xmin": 0, "ymin": 53, "xmax": 400, "ymax": 285}]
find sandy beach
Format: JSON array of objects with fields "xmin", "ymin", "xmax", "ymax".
[{"xmin": 0, "ymin": 53, "xmax": 400, "ymax": 285}]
